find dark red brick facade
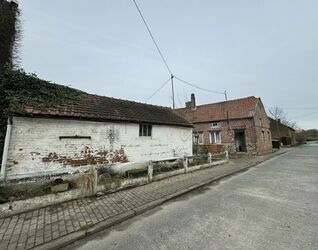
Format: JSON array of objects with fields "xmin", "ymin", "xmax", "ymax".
[
  {"xmin": 176, "ymin": 96, "xmax": 272, "ymax": 155},
  {"xmin": 270, "ymin": 118, "xmax": 296, "ymax": 145}
]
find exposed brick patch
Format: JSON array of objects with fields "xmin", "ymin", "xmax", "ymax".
[{"xmin": 42, "ymin": 146, "xmax": 128, "ymax": 167}]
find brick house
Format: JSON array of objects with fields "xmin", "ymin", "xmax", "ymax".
[
  {"xmin": 269, "ymin": 118, "xmax": 296, "ymax": 146},
  {"xmin": 175, "ymin": 94, "xmax": 272, "ymax": 155},
  {"xmin": 1, "ymin": 82, "xmax": 192, "ymax": 180}
]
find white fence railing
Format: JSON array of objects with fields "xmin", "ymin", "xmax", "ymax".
[{"xmin": 147, "ymin": 151, "xmax": 229, "ymax": 182}]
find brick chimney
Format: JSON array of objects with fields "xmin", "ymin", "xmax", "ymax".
[{"xmin": 185, "ymin": 93, "xmax": 196, "ymax": 109}]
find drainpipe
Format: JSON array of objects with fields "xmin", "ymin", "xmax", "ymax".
[{"xmin": 1, "ymin": 117, "xmax": 13, "ymax": 181}]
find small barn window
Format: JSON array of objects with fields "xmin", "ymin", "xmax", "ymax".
[
  {"xmin": 139, "ymin": 124, "xmax": 152, "ymax": 137},
  {"xmin": 211, "ymin": 121, "xmax": 220, "ymax": 128}
]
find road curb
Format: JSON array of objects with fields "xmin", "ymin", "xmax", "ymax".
[
  {"xmin": 33, "ymin": 211, "xmax": 136, "ymax": 250},
  {"xmin": 33, "ymin": 230, "xmax": 86, "ymax": 250},
  {"xmin": 85, "ymin": 210, "xmax": 135, "ymax": 236},
  {"xmin": 34, "ymin": 150, "xmax": 288, "ymax": 249},
  {"xmin": 133, "ymin": 198, "xmax": 167, "ymax": 215}
]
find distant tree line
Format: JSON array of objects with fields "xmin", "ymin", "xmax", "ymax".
[{"xmin": 296, "ymin": 129, "xmax": 318, "ymax": 143}]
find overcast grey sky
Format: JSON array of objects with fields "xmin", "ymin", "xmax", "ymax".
[{"xmin": 19, "ymin": 0, "xmax": 318, "ymax": 129}]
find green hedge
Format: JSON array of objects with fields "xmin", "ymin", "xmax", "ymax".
[{"xmin": 282, "ymin": 137, "xmax": 292, "ymax": 146}]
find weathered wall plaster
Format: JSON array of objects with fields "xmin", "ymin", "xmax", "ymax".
[{"xmin": 5, "ymin": 116, "xmax": 192, "ymax": 179}]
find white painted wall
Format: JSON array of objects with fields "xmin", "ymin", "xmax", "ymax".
[{"xmin": 5, "ymin": 116, "xmax": 192, "ymax": 179}]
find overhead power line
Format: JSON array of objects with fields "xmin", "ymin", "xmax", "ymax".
[
  {"xmin": 131, "ymin": 0, "xmax": 228, "ymax": 105},
  {"xmin": 132, "ymin": 0, "xmax": 172, "ymax": 75},
  {"xmin": 290, "ymin": 111, "xmax": 318, "ymax": 119},
  {"xmin": 174, "ymin": 76, "xmax": 226, "ymax": 95},
  {"xmin": 145, "ymin": 77, "xmax": 171, "ymax": 102},
  {"xmin": 283, "ymin": 107, "xmax": 318, "ymax": 110}
]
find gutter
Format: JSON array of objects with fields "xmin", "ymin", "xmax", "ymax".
[
  {"xmin": 1, "ymin": 117, "xmax": 13, "ymax": 181},
  {"xmin": 192, "ymin": 117, "xmax": 254, "ymax": 124},
  {"xmin": 12, "ymin": 113, "xmax": 193, "ymax": 128}
]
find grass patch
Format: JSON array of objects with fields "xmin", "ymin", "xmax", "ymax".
[
  {"xmin": 0, "ymin": 178, "xmax": 72, "ymax": 202},
  {"xmin": 153, "ymin": 160, "xmax": 184, "ymax": 175},
  {"xmin": 126, "ymin": 168, "xmax": 148, "ymax": 178},
  {"xmin": 0, "ymin": 181, "xmax": 54, "ymax": 201}
]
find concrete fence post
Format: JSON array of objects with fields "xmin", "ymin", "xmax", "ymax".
[
  {"xmin": 225, "ymin": 150, "xmax": 229, "ymax": 161},
  {"xmin": 208, "ymin": 153, "xmax": 212, "ymax": 164},
  {"xmin": 148, "ymin": 160, "xmax": 153, "ymax": 182},
  {"xmin": 93, "ymin": 169, "xmax": 98, "ymax": 194},
  {"xmin": 183, "ymin": 156, "xmax": 188, "ymax": 173}
]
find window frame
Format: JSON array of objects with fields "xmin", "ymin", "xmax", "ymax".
[
  {"xmin": 193, "ymin": 132, "xmax": 204, "ymax": 145},
  {"xmin": 210, "ymin": 131, "xmax": 221, "ymax": 144},
  {"xmin": 139, "ymin": 124, "xmax": 152, "ymax": 137},
  {"xmin": 211, "ymin": 121, "xmax": 220, "ymax": 128}
]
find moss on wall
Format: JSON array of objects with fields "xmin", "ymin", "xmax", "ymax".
[{"xmin": 0, "ymin": 69, "xmax": 83, "ymax": 165}]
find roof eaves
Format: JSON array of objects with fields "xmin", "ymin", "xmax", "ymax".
[
  {"xmin": 192, "ymin": 116, "xmax": 254, "ymax": 124},
  {"xmin": 11, "ymin": 112, "xmax": 193, "ymax": 128}
]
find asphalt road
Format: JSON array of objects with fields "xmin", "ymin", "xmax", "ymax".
[{"xmin": 66, "ymin": 144, "xmax": 318, "ymax": 250}]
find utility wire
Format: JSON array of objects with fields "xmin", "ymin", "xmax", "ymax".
[
  {"xmin": 282, "ymin": 107, "xmax": 318, "ymax": 110},
  {"xmin": 145, "ymin": 77, "xmax": 171, "ymax": 102},
  {"xmin": 131, "ymin": 0, "xmax": 227, "ymax": 102},
  {"xmin": 290, "ymin": 111, "xmax": 318, "ymax": 119},
  {"xmin": 266, "ymin": 106, "xmax": 318, "ymax": 110},
  {"xmin": 132, "ymin": 0, "xmax": 172, "ymax": 75},
  {"xmin": 174, "ymin": 76, "xmax": 225, "ymax": 95}
]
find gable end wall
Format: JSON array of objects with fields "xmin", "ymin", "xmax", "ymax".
[{"xmin": 253, "ymin": 100, "xmax": 272, "ymax": 154}]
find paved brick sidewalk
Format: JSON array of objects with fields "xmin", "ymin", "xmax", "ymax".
[{"xmin": 0, "ymin": 149, "xmax": 289, "ymax": 250}]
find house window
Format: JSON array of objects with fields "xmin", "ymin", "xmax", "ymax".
[
  {"xmin": 262, "ymin": 131, "xmax": 265, "ymax": 141},
  {"xmin": 259, "ymin": 118, "xmax": 262, "ymax": 127},
  {"xmin": 267, "ymin": 131, "xmax": 270, "ymax": 140},
  {"xmin": 139, "ymin": 124, "xmax": 152, "ymax": 137},
  {"xmin": 210, "ymin": 131, "xmax": 221, "ymax": 144},
  {"xmin": 193, "ymin": 132, "xmax": 203, "ymax": 144},
  {"xmin": 211, "ymin": 121, "xmax": 220, "ymax": 128}
]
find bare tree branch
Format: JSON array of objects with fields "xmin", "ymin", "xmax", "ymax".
[{"xmin": 268, "ymin": 106, "xmax": 297, "ymax": 129}]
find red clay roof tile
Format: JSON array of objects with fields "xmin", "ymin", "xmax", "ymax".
[
  {"xmin": 11, "ymin": 93, "xmax": 192, "ymax": 127},
  {"xmin": 175, "ymin": 96, "xmax": 259, "ymax": 123}
]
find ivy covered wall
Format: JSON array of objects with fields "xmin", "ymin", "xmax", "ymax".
[{"xmin": 0, "ymin": 69, "xmax": 82, "ymax": 165}]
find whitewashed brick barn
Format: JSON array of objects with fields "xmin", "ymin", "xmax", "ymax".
[{"xmin": 1, "ymin": 87, "xmax": 192, "ymax": 180}]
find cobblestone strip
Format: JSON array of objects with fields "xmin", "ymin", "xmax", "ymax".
[{"xmin": 0, "ymin": 150, "xmax": 288, "ymax": 249}]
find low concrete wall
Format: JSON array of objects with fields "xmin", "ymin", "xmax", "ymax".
[{"xmin": 0, "ymin": 155, "xmax": 228, "ymax": 218}]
